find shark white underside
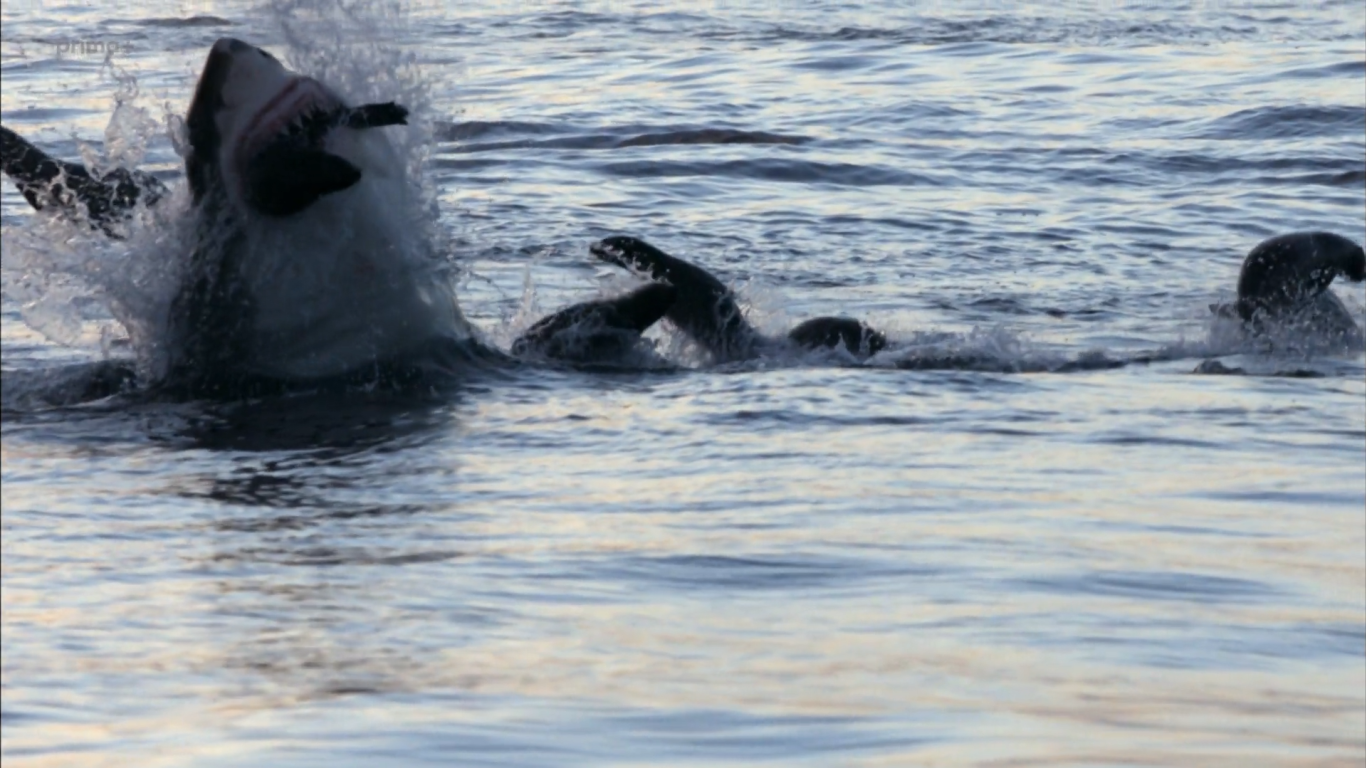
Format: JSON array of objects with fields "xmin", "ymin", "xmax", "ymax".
[{"xmin": 235, "ymin": 126, "xmax": 469, "ymax": 380}]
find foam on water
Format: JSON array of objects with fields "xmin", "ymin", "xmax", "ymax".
[{"xmin": 267, "ymin": 0, "xmax": 440, "ymax": 219}]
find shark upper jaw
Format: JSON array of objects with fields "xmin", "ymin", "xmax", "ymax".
[{"xmin": 184, "ymin": 37, "xmax": 347, "ymax": 211}]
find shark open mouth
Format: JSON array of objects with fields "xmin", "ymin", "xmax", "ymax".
[
  {"xmin": 182, "ymin": 38, "xmax": 411, "ymax": 218},
  {"xmin": 221, "ymin": 75, "xmax": 410, "ymax": 217},
  {"xmin": 230, "ymin": 76, "xmax": 343, "ymax": 189}
]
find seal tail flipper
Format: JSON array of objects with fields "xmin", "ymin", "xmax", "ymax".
[
  {"xmin": 1, "ymin": 124, "xmax": 167, "ymax": 236},
  {"xmin": 590, "ymin": 235, "xmax": 761, "ymax": 362},
  {"xmin": 599, "ymin": 281, "xmax": 678, "ymax": 332},
  {"xmin": 243, "ymin": 143, "xmax": 362, "ymax": 217},
  {"xmin": 1, "ymin": 124, "xmax": 99, "ymax": 212},
  {"xmin": 788, "ymin": 316, "xmax": 887, "ymax": 358}
]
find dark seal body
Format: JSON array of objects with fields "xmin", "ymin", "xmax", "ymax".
[
  {"xmin": 511, "ymin": 283, "xmax": 677, "ymax": 364},
  {"xmin": 590, "ymin": 235, "xmax": 885, "ymax": 363},
  {"xmin": 1236, "ymin": 232, "xmax": 1365, "ymax": 322}
]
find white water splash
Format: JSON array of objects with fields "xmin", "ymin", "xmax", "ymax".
[
  {"xmin": 267, "ymin": 0, "xmax": 448, "ymax": 254},
  {"xmin": 1, "ymin": 0, "xmax": 466, "ymax": 384}
]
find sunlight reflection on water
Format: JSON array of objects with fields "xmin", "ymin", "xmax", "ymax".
[{"xmin": 2, "ymin": 0, "xmax": 1364, "ymax": 765}]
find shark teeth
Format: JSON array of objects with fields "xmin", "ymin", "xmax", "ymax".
[{"xmin": 226, "ymin": 77, "xmax": 344, "ymax": 202}]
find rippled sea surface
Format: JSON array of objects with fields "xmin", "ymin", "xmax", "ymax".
[{"xmin": 3, "ymin": 2, "xmax": 1365, "ymax": 765}]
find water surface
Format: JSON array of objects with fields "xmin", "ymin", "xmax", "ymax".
[{"xmin": 2, "ymin": 1, "xmax": 1364, "ymax": 765}]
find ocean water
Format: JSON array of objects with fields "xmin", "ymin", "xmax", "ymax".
[{"xmin": 2, "ymin": 1, "xmax": 1364, "ymax": 766}]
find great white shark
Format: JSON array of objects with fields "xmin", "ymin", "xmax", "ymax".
[
  {"xmin": 169, "ymin": 37, "xmax": 472, "ymax": 395},
  {"xmin": 3, "ymin": 37, "xmax": 474, "ymax": 398}
]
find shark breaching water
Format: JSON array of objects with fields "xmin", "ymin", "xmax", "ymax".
[
  {"xmin": 3, "ymin": 37, "xmax": 476, "ymax": 400},
  {"xmin": 169, "ymin": 38, "xmax": 476, "ymax": 396}
]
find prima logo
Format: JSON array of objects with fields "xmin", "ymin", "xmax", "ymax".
[
  {"xmin": 2, "ymin": 39, "xmax": 134, "ymax": 59},
  {"xmin": 54, "ymin": 40, "xmax": 130, "ymax": 56}
]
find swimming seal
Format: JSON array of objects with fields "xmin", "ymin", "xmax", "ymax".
[
  {"xmin": 588, "ymin": 235, "xmax": 886, "ymax": 363},
  {"xmin": 1214, "ymin": 231, "xmax": 1365, "ymax": 341}
]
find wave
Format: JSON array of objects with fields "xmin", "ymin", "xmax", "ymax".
[
  {"xmin": 1194, "ymin": 105, "xmax": 1366, "ymax": 141},
  {"xmin": 696, "ymin": 17, "xmax": 1362, "ymax": 48},
  {"xmin": 594, "ymin": 158, "xmax": 932, "ymax": 187},
  {"xmin": 130, "ymin": 16, "xmax": 235, "ymax": 28},
  {"xmin": 436, "ymin": 122, "xmax": 809, "ymax": 153},
  {"xmin": 433, "ymin": 119, "xmax": 567, "ymax": 142}
]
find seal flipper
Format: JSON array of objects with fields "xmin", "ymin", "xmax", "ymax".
[
  {"xmin": 1, "ymin": 124, "xmax": 167, "ymax": 235},
  {"xmin": 344, "ymin": 102, "xmax": 409, "ymax": 129},
  {"xmin": 590, "ymin": 236, "xmax": 761, "ymax": 362},
  {"xmin": 512, "ymin": 282, "xmax": 677, "ymax": 363},
  {"xmin": 788, "ymin": 316, "xmax": 887, "ymax": 358},
  {"xmin": 594, "ymin": 280, "xmax": 679, "ymax": 332},
  {"xmin": 243, "ymin": 143, "xmax": 362, "ymax": 217}
]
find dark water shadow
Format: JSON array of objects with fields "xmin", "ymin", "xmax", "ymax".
[
  {"xmin": 182, "ymin": 387, "xmax": 464, "ymax": 455},
  {"xmin": 169, "ymin": 387, "xmax": 472, "ymax": 541}
]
